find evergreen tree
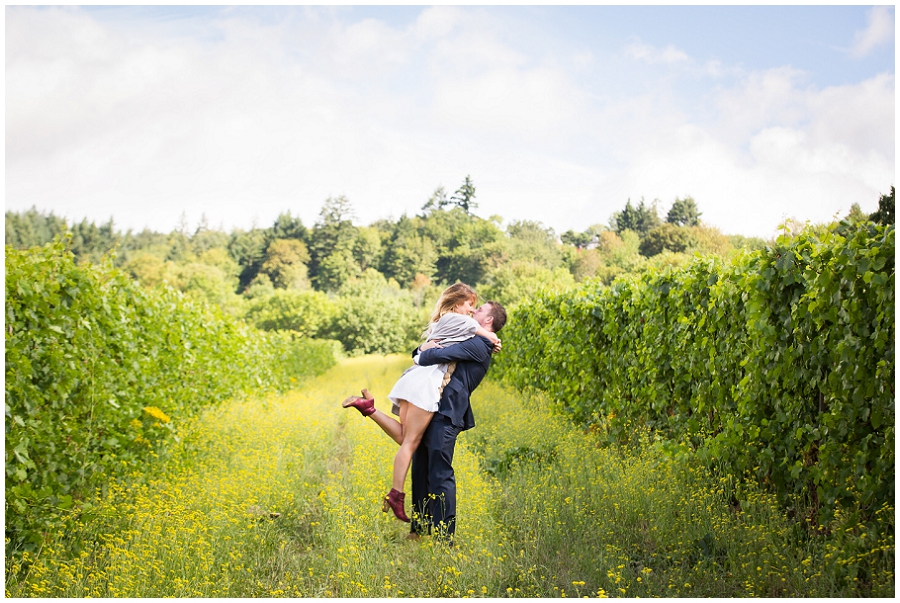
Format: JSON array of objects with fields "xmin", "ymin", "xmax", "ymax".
[
  {"xmin": 69, "ymin": 217, "xmax": 121, "ymax": 263},
  {"xmin": 612, "ymin": 198, "xmax": 661, "ymax": 236},
  {"xmin": 228, "ymin": 227, "xmax": 269, "ymax": 290},
  {"xmin": 5, "ymin": 207, "xmax": 68, "ymax": 249},
  {"xmin": 270, "ymin": 211, "xmax": 308, "ymax": 241},
  {"xmin": 309, "ymin": 196, "xmax": 360, "ymax": 291},
  {"xmin": 450, "ymin": 176, "xmax": 477, "ymax": 215},
  {"xmin": 666, "ymin": 196, "xmax": 702, "ymax": 226},
  {"xmin": 421, "ymin": 186, "xmax": 449, "ymax": 216},
  {"xmin": 560, "ymin": 229, "xmax": 593, "ymax": 249},
  {"xmin": 870, "ymin": 186, "xmax": 895, "ymax": 226}
]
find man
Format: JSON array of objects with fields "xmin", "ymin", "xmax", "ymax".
[{"xmin": 407, "ymin": 300, "xmax": 507, "ymax": 543}]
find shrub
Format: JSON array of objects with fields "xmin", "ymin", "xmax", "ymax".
[
  {"xmin": 5, "ymin": 238, "xmax": 338, "ymax": 551},
  {"xmin": 480, "ymin": 261, "xmax": 575, "ymax": 308},
  {"xmin": 639, "ymin": 223, "xmax": 695, "ymax": 256},
  {"xmin": 494, "ymin": 221, "xmax": 894, "ymax": 523},
  {"xmin": 244, "ymin": 289, "xmax": 337, "ymax": 337},
  {"xmin": 323, "ymin": 269, "xmax": 424, "ymax": 355}
]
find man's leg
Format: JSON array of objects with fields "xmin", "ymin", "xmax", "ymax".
[
  {"xmin": 408, "ymin": 422, "xmax": 432, "ymax": 536},
  {"xmin": 422, "ymin": 415, "xmax": 461, "ymax": 542},
  {"xmin": 392, "ymin": 402, "xmax": 432, "ymax": 492}
]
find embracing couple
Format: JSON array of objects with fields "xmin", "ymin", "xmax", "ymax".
[{"xmin": 342, "ymin": 283, "xmax": 506, "ymax": 544}]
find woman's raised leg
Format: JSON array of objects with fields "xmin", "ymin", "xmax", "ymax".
[
  {"xmin": 343, "ymin": 389, "xmax": 405, "ymax": 445},
  {"xmin": 369, "ymin": 408, "xmax": 404, "ymax": 445}
]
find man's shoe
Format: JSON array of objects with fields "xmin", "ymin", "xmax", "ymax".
[
  {"xmin": 405, "ymin": 532, "xmax": 421, "ymax": 541},
  {"xmin": 342, "ymin": 393, "xmax": 375, "ymax": 417}
]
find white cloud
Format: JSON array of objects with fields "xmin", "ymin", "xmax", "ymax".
[
  {"xmin": 6, "ymin": 6, "xmax": 597, "ymax": 223},
  {"xmin": 4, "ymin": 7, "xmax": 894, "ymax": 240},
  {"xmin": 330, "ymin": 18, "xmax": 411, "ymax": 74},
  {"xmin": 412, "ymin": 5, "xmax": 466, "ymax": 41},
  {"xmin": 704, "ymin": 59, "xmax": 725, "ymax": 77},
  {"xmin": 562, "ymin": 63, "xmax": 893, "ymax": 237},
  {"xmin": 749, "ymin": 126, "xmax": 891, "ymax": 192},
  {"xmin": 711, "ymin": 67, "xmax": 810, "ymax": 145},
  {"xmin": 590, "ymin": 118, "xmax": 890, "ymax": 238},
  {"xmin": 431, "ymin": 66, "xmax": 590, "ymax": 142},
  {"xmin": 428, "ymin": 22, "xmax": 527, "ymax": 76},
  {"xmin": 624, "ymin": 38, "xmax": 690, "ymax": 65},
  {"xmin": 6, "ymin": 7, "xmax": 363, "ymax": 230},
  {"xmin": 807, "ymin": 72, "xmax": 895, "ymax": 158},
  {"xmin": 709, "ymin": 66, "xmax": 894, "ymax": 168},
  {"xmin": 849, "ymin": 6, "xmax": 894, "ymax": 58}
]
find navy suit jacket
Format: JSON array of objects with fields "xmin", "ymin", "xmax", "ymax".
[{"xmin": 414, "ymin": 335, "xmax": 493, "ymax": 431}]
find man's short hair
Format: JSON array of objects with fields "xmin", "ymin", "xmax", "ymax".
[{"xmin": 484, "ymin": 300, "xmax": 507, "ymax": 333}]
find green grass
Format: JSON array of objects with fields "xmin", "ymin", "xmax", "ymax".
[{"xmin": 5, "ymin": 355, "xmax": 894, "ymax": 597}]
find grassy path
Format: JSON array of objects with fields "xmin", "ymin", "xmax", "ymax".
[
  {"xmin": 6, "ymin": 355, "xmax": 894, "ymax": 597},
  {"xmin": 6, "ymin": 356, "xmax": 519, "ymax": 597}
]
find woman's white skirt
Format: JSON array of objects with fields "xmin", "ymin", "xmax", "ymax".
[{"xmin": 388, "ymin": 362, "xmax": 449, "ymax": 415}]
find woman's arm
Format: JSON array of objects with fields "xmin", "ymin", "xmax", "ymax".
[
  {"xmin": 475, "ymin": 326, "xmax": 502, "ymax": 353},
  {"xmin": 429, "ymin": 313, "xmax": 479, "ymax": 344}
]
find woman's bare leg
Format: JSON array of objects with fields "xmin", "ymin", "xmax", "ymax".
[
  {"xmin": 392, "ymin": 401, "xmax": 434, "ymax": 492},
  {"xmin": 369, "ymin": 408, "xmax": 404, "ymax": 445},
  {"xmin": 347, "ymin": 388, "xmax": 405, "ymax": 445}
]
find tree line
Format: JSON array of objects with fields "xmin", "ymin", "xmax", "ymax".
[{"xmin": 6, "ymin": 179, "xmax": 893, "ymax": 354}]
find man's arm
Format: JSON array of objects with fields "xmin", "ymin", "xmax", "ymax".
[{"xmin": 417, "ymin": 335, "xmax": 492, "ymax": 366}]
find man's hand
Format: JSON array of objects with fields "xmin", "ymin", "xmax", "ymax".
[{"xmin": 491, "ymin": 339, "xmax": 502, "ymax": 354}]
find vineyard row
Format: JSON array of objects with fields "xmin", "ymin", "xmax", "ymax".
[{"xmin": 494, "ymin": 221, "xmax": 894, "ymax": 522}]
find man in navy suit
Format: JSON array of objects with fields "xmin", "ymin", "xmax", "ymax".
[{"xmin": 408, "ymin": 301, "xmax": 507, "ymax": 543}]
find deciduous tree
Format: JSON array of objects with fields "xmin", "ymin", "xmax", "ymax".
[
  {"xmin": 260, "ymin": 238, "xmax": 311, "ymax": 289},
  {"xmin": 480, "ymin": 261, "xmax": 575, "ymax": 308},
  {"xmin": 639, "ymin": 224, "xmax": 695, "ymax": 257},
  {"xmin": 505, "ymin": 220, "xmax": 563, "ymax": 269},
  {"xmin": 382, "ymin": 216, "xmax": 437, "ymax": 286},
  {"xmin": 323, "ymin": 270, "xmax": 423, "ymax": 355}
]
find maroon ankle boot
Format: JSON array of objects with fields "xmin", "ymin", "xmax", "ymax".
[
  {"xmin": 341, "ymin": 393, "xmax": 375, "ymax": 417},
  {"xmin": 383, "ymin": 488, "xmax": 410, "ymax": 522}
]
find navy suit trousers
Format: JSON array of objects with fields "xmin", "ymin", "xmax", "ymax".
[{"xmin": 409, "ymin": 414, "xmax": 462, "ymax": 538}]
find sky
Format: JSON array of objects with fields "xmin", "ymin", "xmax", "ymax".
[{"xmin": 5, "ymin": 5, "xmax": 896, "ymax": 238}]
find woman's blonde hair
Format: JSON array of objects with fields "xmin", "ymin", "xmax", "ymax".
[{"xmin": 426, "ymin": 282, "xmax": 477, "ymax": 332}]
